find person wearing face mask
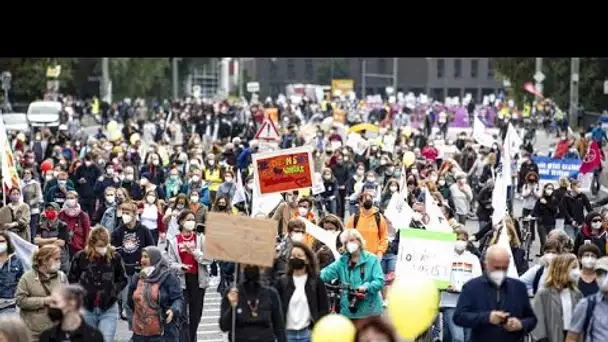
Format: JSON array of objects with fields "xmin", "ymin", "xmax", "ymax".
[
  {"xmin": 166, "ymin": 211, "xmax": 212, "ymax": 342},
  {"xmin": 534, "ymin": 184, "xmax": 559, "ymax": 251},
  {"xmin": 0, "ymin": 231, "xmax": 25, "ymax": 315},
  {"xmin": 92, "ymin": 165, "xmax": 120, "ymax": 205},
  {"xmin": 204, "ymin": 154, "xmax": 224, "ymax": 203},
  {"xmin": 21, "ymin": 168, "xmax": 44, "ymax": 242},
  {"xmin": 319, "ymin": 168, "xmax": 339, "ymax": 216},
  {"xmin": 188, "ymin": 191, "xmax": 208, "ymax": 233},
  {"xmin": 563, "ymin": 179, "xmax": 593, "ymax": 240},
  {"xmin": 139, "ymin": 172, "xmax": 166, "ymax": 202},
  {"xmin": 38, "ymin": 284, "xmax": 104, "ymax": 342},
  {"xmin": 119, "ymin": 166, "xmax": 144, "ymax": 201},
  {"xmin": 139, "ymin": 153, "xmax": 166, "ymax": 186},
  {"xmin": 67, "ymin": 227, "xmax": 128, "ymax": 342},
  {"xmin": 577, "ymin": 243, "xmax": 601, "ymax": 297},
  {"xmin": 74, "ymin": 154, "xmax": 102, "ymax": 215},
  {"xmin": 330, "ymin": 153, "xmax": 351, "ymax": 218},
  {"xmin": 0, "ymin": 186, "xmax": 31, "ymax": 242},
  {"xmin": 573, "ymin": 212, "xmax": 608, "ymax": 259},
  {"xmin": 380, "ymin": 179, "xmax": 400, "ymax": 212},
  {"xmin": 346, "ymin": 192, "xmax": 389, "ymax": 261},
  {"xmin": 236, "ymin": 140, "xmax": 260, "ymax": 177},
  {"xmin": 234, "ymin": 176, "xmax": 254, "ymax": 216},
  {"xmin": 220, "ymin": 264, "xmax": 286, "ymax": 342},
  {"xmin": 443, "ymin": 228, "xmax": 483, "ymax": 342},
  {"xmin": 518, "ymin": 153, "xmax": 539, "ymax": 194},
  {"xmin": 58, "ymin": 191, "xmax": 91, "ymax": 258},
  {"xmin": 519, "ymin": 239, "xmax": 562, "ymax": 296},
  {"xmin": 313, "ymin": 215, "xmax": 344, "ymax": 269},
  {"xmin": 180, "ymin": 168, "xmax": 211, "ymax": 208},
  {"xmin": 453, "ymin": 245, "xmax": 537, "ymax": 342},
  {"xmin": 163, "ymin": 168, "xmax": 184, "ymax": 201},
  {"xmin": 43, "ymin": 171, "xmax": 74, "ymax": 207},
  {"xmin": 92, "ymin": 187, "xmax": 116, "ymax": 226},
  {"xmin": 140, "ymin": 190, "xmax": 166, "ymax": 245},
  {"xmin": 320, "ymin": 229, "xmax": 384, "ymax": 323},
  {"xmin": 272, "ymin": 191, "xmax": 300, "ymax": 238},
  {"xmin": 15, "ymin": 244, "xmax": 69, "ymax": 342},
  {"xmin": 211, "ymin": 195, "xmax": 233, "ymax": 215},
  {"xmin": 217, "ymin": 170, "xmax": 237, "ymax": 200},
  {"xmin": 531, "ymin": 253, "xmax": 582, "ymax": 342},
  {"xmin": 294, "ymin": 197, "xmax": 317, "ymax": 227},
  {"xmin": 275, "ymin": 242, "xmax": 329, "ymax": 342},
  {"xmin": 110, "ymin": 202, "xmax": 155, "ymax": 323},
  {"xmin": 127, "ymin": 246, "xmax": 183, "ymax": 342},
  {"xmin": 163, "ymin": 194, "xmax": 190, "ymax": 238}
]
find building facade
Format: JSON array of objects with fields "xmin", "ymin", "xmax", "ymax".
[{"xmin": 240, "ymin": 58, "xmax": 503, "ymax": 102}]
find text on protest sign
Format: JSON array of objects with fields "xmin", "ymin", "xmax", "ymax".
[
  {"xmin": 396, "ymin": 228, "xmax": 456, "ymax": 289},
  {"xmin": 252, "ymin": 146, "xmax": 314, "ymax": 195},
  {"xmin": 203, "ymin": 213, "xmax": 276, "ymax": 267},
  {"xmin": 532, "ymin": 156, "xmax": 581, "ymax": 182}
]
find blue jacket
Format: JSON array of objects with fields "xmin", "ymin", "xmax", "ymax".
[
  {"xmin": 0, "ymin": 254, "xmax": 24, "ymax": 303},
  {"xmin": 592, "ymin": 126, "xmax": 607, "ymax": 143},
  {"xmin": 453, "ymin": 275, "xmax": 537, "ymax": 342},
  {"xmin": 319, "ymin": 250, "xmax": 384, "ymax": 319},
  {"xmin": 44, "ymin": 184, "xmax": 75, "ymax": 206},
  {"xmin": 93, "ymin": 176, "xmax": 119, "ymax": 202},
  {"xmin": 237, "ymin": 147, "xmax": 254, "ymax": 170}
]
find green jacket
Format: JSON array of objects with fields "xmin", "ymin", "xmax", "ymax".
[{"xmin": 320, "ymin": 250, "xmax": 384, "ymax": 319}]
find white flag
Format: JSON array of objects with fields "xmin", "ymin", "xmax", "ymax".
[
  {"xmin": 299, "ymin": 218, "xmax": 341, "ymax": 260},
  {"xmin": 231, "ymin": 169, "xmax": 247, "ymax": 207},
  {"xmin": 472, "ymin": 116, "xmax": 494, "ymax": 148},
  {"xmin": 384, "ymin": 191, "xmax": 414, "ymax": 229},
  {"xmin": 497, "ymin": 219, "xmax": 519, "ymax": 279},
  {"xmin": 8, "ymin": 231, "xmax": 37, "ymax": 270},
  {"xmin": 424, "ymin": 188, "xmax": 452, "ymax": 232},
  {"xmin": 491, "ymin": 174, "xmax": 507, "ymax": 226}
]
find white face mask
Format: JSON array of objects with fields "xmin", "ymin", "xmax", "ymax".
[
  {"xmin": 488, "ymin": 270, "xmax": 506, "ymax": 286},
  {"xmin": 191, "ymin": 175, "xmax": 200, "ymax": 183},
  {"xmin": 142, "ymin": 266, "xmax": 155, "ymax": 276},
  {"xmin": 50, "ymin": 262, "xmax": 61, "ymax": 272},
  {"xmin": 346, "ymin": 242, "xmax": 359, "ymax": 254},
  {"xmin": 106, "ymin": 195, "xmax": 116, "ymax": 204},
  {"xmin": 140, "ymin": 179, "xmax": 149, "ymax": 186},
  {"xmin": 592, "ymin": 222, "xmax": 603, "ymax": 230},
  {"xmin": 125, "ymin": 174, "xmax": 134, "ymax": 181},
  {"xmin": 389, "ymin": 186, "xmax": 398, "ymax": 193},
  {"xmin": 298, "ymin": 207, "xmax": 308, "ymax": 217},
  {"xmin": 96, "ymin": 247, "xmax": 108, "ymax": 255},
  {"xmin": 454, "ymin": 240, "xmax": 468, "ymax": 253},
  {"xmin": 208, "ymin": 160, "xmax": 215, "ymax": 166},
  {"xmin": 190, "ymin": 196, "xmax": 199, "ymax": 203},
  {"xmin": 146, "ymin": 196, "xmax": 156, "ymax": 204},
  {"xmin": 291, "ymin": 232, "xmax": 304, "ymax": 242},
  {"xmin": 545, "ymin": 189, "xmax": 553, "ymax": 196},
  {"xmin": 152, "ymin": 160, "xmax": 160, "ymax": 166},
  {"xmin": 569, "ymin": 268, "xmax": 581, "ymax": 282},
  {"xmin": 183, "ymin": 220, "xmax": 196, "ymax": 231},
  {"xmin": 122, "ymin": 214, "xmax": 133, "ymax": 225},
  {"xmin": 224, "ymin": 177, "xmax": 233, "ymax": 183},
  {"xmin": 582, "ymin": 257, "xmax": 597, "ymax": 269},
  {"xmin": 0, "ymin": 243, "xmax": 7, "ymax": 254},
  {"xmin": 66, "ymin": 199, "xmax": 77, "ymax": 208}
]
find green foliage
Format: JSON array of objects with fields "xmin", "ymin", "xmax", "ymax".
[
  {"xmin": 316, "ymin": 59, "xmax": 350, "ymax": 84},
  {"xmin": 491, "ymin": 58, "xmax": 608, "ymax": 111}
]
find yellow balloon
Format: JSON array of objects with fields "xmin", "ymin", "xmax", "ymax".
[
  {"xmin": 402, "ymin": 126, "xmax": 412, "ymax": 137},
  {"xmin": 106, "ymin": 120, "xmax": 118, "ymax": 132},
  {"xmin": 130, "ymin": 133, "xmax": 141, "ymax": 145},
  {"xmin": 311, "ymin": 314, "xmax": 356, "ymax": 342},
  {"xmin": 387, "ymin": 276, "xmax": 439, "ymax": 340},
  {"xmin": 16, "ymin": 133, "xmax": 25, "ymax": 141},
  {"xmin": 109, "ymin": 130, "xmax": 122, "ymax": 142},
  {"xmin": 402, "ymin": 151, "xmax": 416, "ymax": 167}
]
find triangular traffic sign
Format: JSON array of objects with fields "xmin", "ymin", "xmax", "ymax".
[{"xmin": 254, "ymin": 119, "xmax": 280, "ymax": 141}]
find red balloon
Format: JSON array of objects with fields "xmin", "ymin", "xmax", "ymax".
[{"xmin": 40, "ymin": 160, "xmax": 53, "ymax": 173}]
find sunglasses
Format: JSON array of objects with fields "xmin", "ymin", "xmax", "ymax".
[{"xmin": 592, "ymin": 219, "xmax": 602, "ymax": 223}]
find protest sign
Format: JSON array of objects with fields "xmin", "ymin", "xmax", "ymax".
[
  {"xmin": 203, "ymin": 212, "xmax": 276, "ymax": 267},
  {"xmin": 382, "ymin": 135, "xmax": 396, "ymax": 153},
  {"xmin": 396, "ymin": 228, "xmax": 456, "ymax": 289},
  {"xmin": 532, "ymin": 156, "xmax": 581, "ymax": 183},
  {"xmin": 252, "ymin": 146, "xmax": 314, "ymax": 195}
]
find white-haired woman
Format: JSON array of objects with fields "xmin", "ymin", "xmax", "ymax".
[{"xmin": 319, "ymin": 229, "xmax": 384, "ymax": 327}]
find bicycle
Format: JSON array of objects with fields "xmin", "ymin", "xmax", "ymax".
[
  {"xmin": 324, "ymin": 282, "xmax": 347, "ymax": 314},
  {"xmin": 520, "ymin": 216, "xmax": 536, "ymax": 262}
]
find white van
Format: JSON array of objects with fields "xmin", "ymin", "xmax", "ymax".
[{"xmin": 26, "ymin": 100, "xmax": 62, "ymax": 128}]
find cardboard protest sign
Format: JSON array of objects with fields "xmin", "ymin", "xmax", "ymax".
[
  {"xmin": 203, "ymin": 212, "xmax": 276, "ymax": 267},
  {"xmin": 252, "ymin": 146, "xmax": 314, "ymax": 195},
  {"xmin": 396, "ymin": 228, "xmax": 456, "ymax": 289}
]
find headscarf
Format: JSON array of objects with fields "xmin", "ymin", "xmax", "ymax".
[{"xmin": 140, "ymin": 246, "xmax": 171, "ymax": 311}]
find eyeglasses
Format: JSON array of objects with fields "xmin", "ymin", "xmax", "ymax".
[{"xmin": 592, "ymin": 219, "xmax": 602, "ymax": 223}]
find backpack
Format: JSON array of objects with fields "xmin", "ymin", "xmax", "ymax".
[
  {"xmin": 353, "ymin": 211, "xmax": 382, "ymax": 240},
  {"xmin": 532, "ymin": 265, "xmax": 544, "ymax": 295}
]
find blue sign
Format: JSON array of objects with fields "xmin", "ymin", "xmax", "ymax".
[{"xmin": 532, "ymin": 156, "xmax": 581, "ymax": 182}]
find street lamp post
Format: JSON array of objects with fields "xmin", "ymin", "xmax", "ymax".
[{"xmin": 1, "ymin": 71, "xmax": 12, "ymax": 112}]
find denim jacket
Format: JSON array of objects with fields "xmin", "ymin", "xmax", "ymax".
[
  {"xmin": 0, "ymin": 254, "xmax": 24, "ymax": 306},
  {"xmin": 100, "ymin": 205, "xmax": 118, "ymax": 234}
]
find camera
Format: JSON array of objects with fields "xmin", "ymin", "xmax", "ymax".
[{"xmin": 347, "ymin": 288, "xmax": 366, "ymax": 313}]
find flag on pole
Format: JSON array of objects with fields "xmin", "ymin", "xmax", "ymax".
[
  {"xmin": 231, "ymin": 169, "xmax": 247, "ymax": 207},
  {"xmin": 472, "ymin": 116, "xmax": 494, "ymax": 148},
  {"xmin": 8, "ymin": 231, "xmax": 37, "ymax": 270},
  {"xmin": 424, "ymin": 188, "xmax": 452, "ymax": 232},
  {"xmin": 580, "ymin": 140, "xmax": 602, "ymax": 175},
  {"xmin": 0, "ymin": 118, "xmax": 21, "ymax": 196},
  {"xmin": 496, "ymin": 219, "xmax": 519, "ymax": 279}
]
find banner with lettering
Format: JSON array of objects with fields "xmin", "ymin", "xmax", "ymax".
[
  {"xmin": 252, "ymin": 146, "xmax": 314, "ymax": 195},
  {"xmin": 532, "ymin": 156, "xmax": 581, "ymax": 183}
]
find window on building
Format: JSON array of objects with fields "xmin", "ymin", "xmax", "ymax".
[
  {"xmin": 488, "ymin": 60, "xmax": 495, "ymax": 78},
  {"xmin": 464, "ymin": 88, "xmax": 479, "ymax": 102},
  {"xmin": 410, "ymin": 88, "xmax": 424, "ymax": 96},
  {"xmin": 436, "ymin": 59, "xmax": 445, "ymax": 78},
  {"xmin": 269, "ymin": 59, "xmax": 278, "ymax": 79},
  {"xmin": 304, "ymin": 59, "xmax": 314, "ymax": 80},
  {"xmin": 432, "ymin": 88, "xmax": 444, "ymax": 101},
  {"xmin": 270, "ymin": 83, "xmax": 282, "ymax": 97},
  {"xmin": 454, "ymin": 59, "xmax": 462, "ymax": 78},
  {"xmin": 448, "ymin": 88, "xmax": 462, "ymax": 98},
  {"xmin": 481, "ymin": 88, "xmax": 495, "ymax": 97},
  {"xmin": 377, "ymin": 59, "xmax": 386, "ymax": 74},
  {"xmin": 471, "ymin": 59, "xmax": 479, "ymax": 78},
  {"xmin": 287, "ymin": 59, "xmax": 296, "ymax": 79}
]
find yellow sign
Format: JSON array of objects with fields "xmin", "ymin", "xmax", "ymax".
[
  {"xmin": 46, "ymin": 66, "xmax": 62, "ymax": 78},
  {"xmin": 331, "ymin": 79, "xmax": 354, "ymax": 96},
  {"xmin": 264, "ymin": 108, "xmax": 279, "ymax": 124}
]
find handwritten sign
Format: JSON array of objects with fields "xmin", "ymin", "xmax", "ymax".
[
  {"xmin": 396, "ymin": 228, "xmax": 456, "ymax": 289},
  {"xmin": 252, "ymin": 146, "xmax": 314, "ymax": 195},
  {"xmin": 203, "ymin": 212, "xmax": 276, "ymax": 267}
]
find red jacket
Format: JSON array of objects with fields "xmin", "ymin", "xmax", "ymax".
[{"xmin": 58, "ymin": 210, "xmax": 91, "ymax": 253}]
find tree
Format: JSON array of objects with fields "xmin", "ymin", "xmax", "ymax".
[
  {"xmin": 316, "ymin": 59, "xmax": 350, "ymax": 84},
  {"xmin": 491, "ymin": 58, "xmax": 608, "ymax": 112}
]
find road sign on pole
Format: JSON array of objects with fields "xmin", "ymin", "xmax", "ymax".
[
  {"xmin": 247, "ymin": 82, "xmax": 260, "ymax": 93},
  {"xmin": 533, "ymin": 72, "xmax": 545, "ymax": 83}
]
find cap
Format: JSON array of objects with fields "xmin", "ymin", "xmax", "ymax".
[
  {"xmin": 46, "ymin": 202, "xmax": 60, "ymax": 211},
  {"xmin": 594, "ymin": 256, "xmax": 608, "ymax": 273}
]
